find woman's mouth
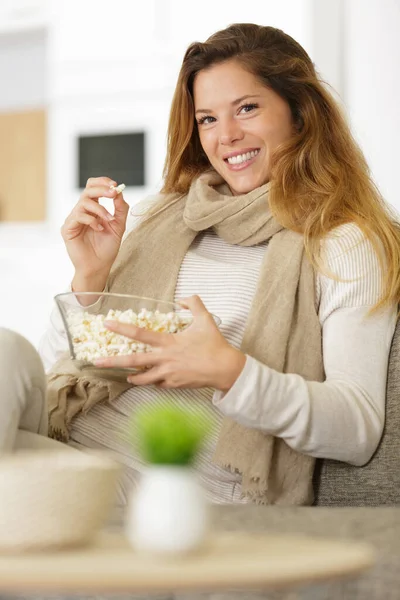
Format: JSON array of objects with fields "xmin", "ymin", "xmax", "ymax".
[{"xmin": 223, "ymin": 149, "xmax": 260, "ymax": 171}]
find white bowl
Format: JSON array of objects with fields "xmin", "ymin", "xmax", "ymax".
[{"xmin": 0, "ymin": 450, "xmax": 120, "ymax": 552}]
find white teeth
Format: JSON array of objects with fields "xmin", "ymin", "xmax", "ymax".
[{"xmin": 227, "ymin": 149, "xmax": 259, "ymax": 165}]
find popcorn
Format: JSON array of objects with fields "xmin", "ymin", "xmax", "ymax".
[
  {"xmin": 110, "ymin": 183, "xmax": 126, "ymax": 194},
  {"xmin": 67, "ymin": 307, "xmax": 192, "ymax": 364}
]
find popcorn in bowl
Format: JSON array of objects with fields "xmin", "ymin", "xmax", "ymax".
[
  {"xmin": 54, "ymin": 292, "xmax": 220, "ymax": 372},
  {"xmin": 67, "ymin": 307, "xmax": 193, "ymax": 364}
]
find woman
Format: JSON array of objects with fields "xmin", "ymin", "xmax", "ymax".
[{"xmin": 3, "ymin": 23, "xmax": 400, "ymax": 505}]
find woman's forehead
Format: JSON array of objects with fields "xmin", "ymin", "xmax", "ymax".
[{"xmin": 193, "ymin": 62, "xmax": 267, "ymax": 107}]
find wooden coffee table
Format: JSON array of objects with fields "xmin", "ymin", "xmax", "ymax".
[{"xmin": 0, "ymin": 531, "xmax": 374, "ymax": 594}]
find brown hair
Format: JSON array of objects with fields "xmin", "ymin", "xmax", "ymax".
[{"xmin": 159, "ymin": 23, "xmax": 400, "ymax": 311}]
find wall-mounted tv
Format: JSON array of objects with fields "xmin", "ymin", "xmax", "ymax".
[{"xmin": 77, "ymin": 132, "xmax": 145, "ymax": 188}]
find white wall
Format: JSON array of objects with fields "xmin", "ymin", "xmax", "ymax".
[
  {"xmin": 0, "ymin": 28, "xmax": 47, "ymax": 111},
  {"xmin": 1, "ymin": 0, "xmax": 398, "ymax": 219},
  {"xmin": 0, "ymin": 224, "xmax": 73, "ymax": 345},
  {"xmin": 344, "ymin": 0, "xmax": 400, "ymax": 212},
  {"xmin": 46, "ymin": 0, "xmax": 330, "ymax": 228},
  {"xmin": 310, "ymin": 0, "xmax": 344, "ymax": 99}
]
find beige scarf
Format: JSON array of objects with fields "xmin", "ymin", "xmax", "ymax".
[{"xmin": 48, "ymin": 170, "xmax": 324, "ymax": 504}]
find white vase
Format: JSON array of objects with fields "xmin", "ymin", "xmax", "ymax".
[{"xmin": 125, "ymin": 465, "xmax": 209, "ymax": 555}]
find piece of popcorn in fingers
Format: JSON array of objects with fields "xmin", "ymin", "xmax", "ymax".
[{"xmin": 110, "ymin": 183, "xmax": 126, "ymax": 194}]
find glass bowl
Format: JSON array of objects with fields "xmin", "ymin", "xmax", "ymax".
[{"xmin": 54, "ymin": 292, "xmax": 221, "ymax": 380}]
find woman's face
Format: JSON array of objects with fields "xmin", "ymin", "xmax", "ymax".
[{"xmin": 193, "ymin": 60, "xmax": 294, "ymax": 195}]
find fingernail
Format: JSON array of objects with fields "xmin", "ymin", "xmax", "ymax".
[
  {"xmin": 94, "ymin": 358, "xmax": 106, "ymax": 366},
  {"xmin": 98, "ymin": 224, "xmax": 104, "ymax": 231},
  {"xmin": 106, "ymin": 214, "xmax": 115, "ymax": 221}
]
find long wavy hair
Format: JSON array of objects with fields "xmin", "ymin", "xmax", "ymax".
[{"xmin": 157, "ymin": 23, "xmax": 400, "ymax": 311}]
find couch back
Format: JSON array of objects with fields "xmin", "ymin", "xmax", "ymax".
[{"xmin": 314, "ymin": 316, "xmax": 400, "ymax": 506}]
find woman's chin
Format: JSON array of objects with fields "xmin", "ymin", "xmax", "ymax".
[{"xmin": 225, "ymin": 174, "xmax": 268, "ymax": 196}]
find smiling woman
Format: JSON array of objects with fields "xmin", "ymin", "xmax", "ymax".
[
  {"xmin": 193, "ymin": 64, "xmax": 293, "ymax": 195},
  {"xmin": 2, "ymin": 23, "xmax": 400, "ymax": 507}
]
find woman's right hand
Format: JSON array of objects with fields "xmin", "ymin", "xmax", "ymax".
[{"xmin": 61, "ymin": 176, "xmax": 129, "ymax": 291}]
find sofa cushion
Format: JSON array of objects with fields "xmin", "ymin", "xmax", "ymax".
[{"xmin": 314, "ymin": 317, "xmax": 400, "ymax": 506}]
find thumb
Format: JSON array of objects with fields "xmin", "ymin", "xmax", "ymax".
[
  {"xmin": 178, "ymin": 295, "xmax": 208, "ymax": 316},
  {"xmin": 113, "ymin": 192, "xmax": 129, "ymax": 222}
]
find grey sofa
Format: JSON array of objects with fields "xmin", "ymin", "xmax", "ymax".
[{"xmin": 314, "ymin": 317, "xmax": 400, "ymax": 506}]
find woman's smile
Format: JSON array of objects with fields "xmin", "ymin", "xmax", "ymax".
[{"xmin": 223, "ymin": 148, "xmax": 261, "ymax": 171}]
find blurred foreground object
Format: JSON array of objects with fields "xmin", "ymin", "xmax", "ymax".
[
  {"xmin": 0, "ymin": 450, "xmax": 120, "ymax": 551},
  {"xmin": 0, "ymin": 526, "xmax": 374, "ymax": 594},
  {"xmin": 126, "ymin": 402, "xmax": 211, "ymax": 555}
]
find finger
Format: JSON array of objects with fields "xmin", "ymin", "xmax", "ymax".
[
  {"xmin": 177, "ymin": 295, "xmax": 209, "ymax": 316},
  {"xmin": 93, "ymin": 351, "xmax": 161, "ymax": 369},
  {"xmin": 65, "ymin": 212, "xmax": 104, "ymax": 233},
  {"xmin": 113, "ymin": 192, "xmax": 130, "ymax": 221},
  {"xmin": 86, "ymin": 176, "xmax": 117, "ymax": 188},
  {"xmin": 81, "ymin": 198, "xmax": 115, "ymax": 222},
  {"xmin": 104, "ymin": 321, "xmax": 171, "ymax": 347},
  {"xmin": 83, "ymin": 185, "xmax": 117, "ymax": 200},
  {"xmin": 127, "ymin": 367, "xmax": 167, "ymax": 386}
]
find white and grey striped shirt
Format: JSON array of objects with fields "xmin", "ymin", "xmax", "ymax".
[{"xmin": 39, "ymin": 223, "xmax": 397, "ymax": 505}]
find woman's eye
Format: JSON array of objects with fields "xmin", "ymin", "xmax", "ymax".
[
  {"xmin": 196, "ymin": 104, "xmax": 258, "ymax": 125},
  {"xmin": 239, "ymin": 103, "xmax": 258, "ymax": 114},
  {"xmin": 197, "ymin": 115, "xmax": 216, "ymax": 125}
]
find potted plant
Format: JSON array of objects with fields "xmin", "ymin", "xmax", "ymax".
[{"xmin": 125, "ymin": 401, "xmax": 211, "ymax": 555}]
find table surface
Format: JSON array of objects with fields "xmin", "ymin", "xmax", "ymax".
[{"xmin": 0, "ymin": 531, "xmax": 374, "ymax": 594}]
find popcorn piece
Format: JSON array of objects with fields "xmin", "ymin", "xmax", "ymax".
[
  {"xmin": 67, "ymin": 307, "xmax": 192, "ymax": 364},
  {"xmin": 110, "ymin": 183, "xmax": 126, "ymax": 194}
]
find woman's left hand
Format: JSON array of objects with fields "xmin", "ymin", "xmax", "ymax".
[{"xmin": 94, "ymin": 295, "xmax": 246, "ymax": 391}]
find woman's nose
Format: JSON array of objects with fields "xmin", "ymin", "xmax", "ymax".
[{"xmin": 219, "ymin": 120, "xmax": 244, "ymax": 145}]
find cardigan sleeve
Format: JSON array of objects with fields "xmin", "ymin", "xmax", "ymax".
[{"xmin": 212, "ymin": 224, "xmax": 397, "ymax": 466}]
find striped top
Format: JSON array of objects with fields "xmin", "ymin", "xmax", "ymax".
[{"xmin": 39, "ymin": 223, "xmax": 397, "ymax": 506}]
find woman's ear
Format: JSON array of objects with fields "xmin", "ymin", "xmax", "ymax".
[
  {"xmin": 292, "ymin": 111, "xmax": 304, "ymax": 133},
  {"xmin": 290, "ymin": 101, "xmax": 304, "ymax": 133}
]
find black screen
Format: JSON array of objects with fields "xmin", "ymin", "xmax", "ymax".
[{"xmin": 78, "ymin": 132, "xmax": 145, "ymax": 188}]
